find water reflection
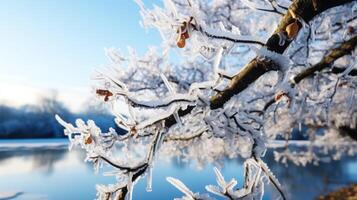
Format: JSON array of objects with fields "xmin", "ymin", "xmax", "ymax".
[
  {"xmin": 0, "ymin": 149, "xmax": 67, "ymax": 175},
  {"xmin": 263, "ymin": 152, "xmax": 357, "ymax": 199},
  {"xmin": 0, "ymin": 139, "xmax": 355, "ymax": 200}
]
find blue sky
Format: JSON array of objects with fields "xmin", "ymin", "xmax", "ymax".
[{"xmin": 0, "ymin": 0, "xmax": 161, "ymax": 110}]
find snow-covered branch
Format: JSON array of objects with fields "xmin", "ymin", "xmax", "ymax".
[{"xmin": 55, "ymin": 0, "xmax": 357, "ymax": 199}]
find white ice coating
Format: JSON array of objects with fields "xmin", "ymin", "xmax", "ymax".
[{"xmin": 56, "ymin": 1, "xmax": 357, "ymax": 199}]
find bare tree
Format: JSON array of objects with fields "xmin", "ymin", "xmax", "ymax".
[{"xmin": 57, "ymin": 0, "xmax": 357, "ymax": 199}]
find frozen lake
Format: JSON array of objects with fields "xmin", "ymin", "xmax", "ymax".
[{"xmin": 0, "ymin": 139, "xmax": 356, "ymax": 200}]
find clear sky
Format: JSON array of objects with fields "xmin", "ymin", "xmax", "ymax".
[{"xmin": 0, "ymin": 0, "xmax": 161, "ymax": 111}]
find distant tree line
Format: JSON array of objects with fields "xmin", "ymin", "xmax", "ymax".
[{"xmin": 0, "ymin": 95, "xmax": 125, "ymax": 139}]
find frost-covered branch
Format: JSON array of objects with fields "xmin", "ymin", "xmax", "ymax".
[
  {"xmin": 55, "ymin": 0, "xmax": 357, "ymax": 199},
  {"xmin": 292, "ymin": 35, "xmax": 357, "ymax": 84},
  {"xmin": 210, "ymin": 0, "xmax": 353, "ymax": 109},
  {"xmin": 190, "ymin": 22, "xmax": 265, "ymax": 46},
  {"xmin": 241, "ymin": 0, "xmax": 286, "ymax": 16},
  {"xmin": 167, "ymin": 157, "xmax": 286, "ymax": 200}
]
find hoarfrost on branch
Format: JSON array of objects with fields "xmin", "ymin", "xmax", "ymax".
[{"xmin": 56, "ymin": 0, "xmax": 357, "ymax": 199}]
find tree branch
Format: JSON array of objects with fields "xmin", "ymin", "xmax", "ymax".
[
  {"xmin": 210, "ymin": 0, "xmax": 353, "ymax": 109},
  {"xmin": 191, "ymin": 24, "xmax": 265, "ymax": 46},
  {"xmin": 292, "ymin": 35, "xmax": 357, "ymax": 84}
]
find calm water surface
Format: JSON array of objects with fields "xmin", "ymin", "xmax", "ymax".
[{"xmin": 0, "ymin": 139, "xmax": 356, "ymax": 200}]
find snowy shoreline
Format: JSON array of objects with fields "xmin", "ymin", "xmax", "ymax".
[{"xmin": 0, "ymin": 138, "xmax": 68, "ymax": 151}]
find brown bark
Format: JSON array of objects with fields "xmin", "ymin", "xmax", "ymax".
[
  {"xmin": 292, "ymin": 35, "xmax": 357, "ymax": 84},
  {"xmin": 210, "ymin": 0, "xmax": 353, "ymax": 109},
  {"xmin": 160, "ymin": 0, "xmax": 354, "ymax": 130}
]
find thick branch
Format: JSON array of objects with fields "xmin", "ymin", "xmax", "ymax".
[
  {"xmin": 211, "ymin": 59, "xmax": 278, "ymax": 109},
  {"xmin": 164, "ymin": 105, "xmax": 195, "ymax": 128},
  {"xmin": 261, "ymin": 35, "xmax": 356, "ymax": 113},
  {"xmin": 331, "ymin": 67, "xmax": 357, "ymax": 76},
  {"xmin": 292, "ymin": 35, "xmax": 357, "ymax": 84},
  {"xmin": 210, "ymin": 0, "xmax": 353, "ymax": 109}
]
